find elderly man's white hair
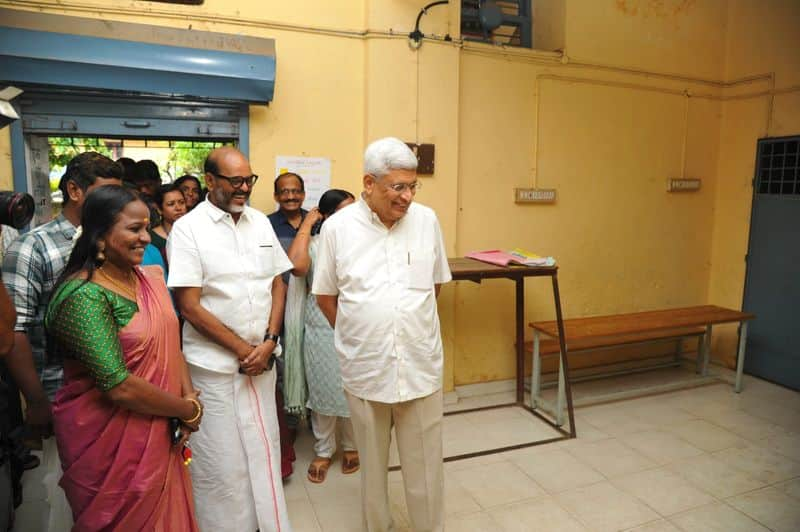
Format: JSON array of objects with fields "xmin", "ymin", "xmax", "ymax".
[{"xmin": 363, "ymin": 137, "xmax": 418, "ymax": 179}]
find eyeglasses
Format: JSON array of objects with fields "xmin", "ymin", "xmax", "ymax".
[
  {"xmin": 383, "ymin": 181, "xmax": 422, "ymax": 194},
  {"xmin": 211, "ymin": 172, "xmax": 259, "ymax": 189},
  {"xmin": 277, "ymin": 188, "xmax": 305, "ymax": 196}
]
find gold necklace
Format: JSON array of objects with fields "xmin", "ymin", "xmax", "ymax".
[{"xmin": 98, "ymin": 266, "xmax": 137, "ymax": 301}]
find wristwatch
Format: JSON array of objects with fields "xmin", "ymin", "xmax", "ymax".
[{"xmin": 264, "ymin": 332, "xmax": 280, "ymax": 343}]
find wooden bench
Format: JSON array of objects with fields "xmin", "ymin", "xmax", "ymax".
[
  {"xmin": 527, "ymin": 327, "xmax": 707, "ymax": 360},
  {"xmin": 528, "ymin": 305, "xmax": 755, "ymax": 425}
]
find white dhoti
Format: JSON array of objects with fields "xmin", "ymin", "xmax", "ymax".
[{"xmin": 189, "ymin": 364, "xmax": 292, "ymax": 532}]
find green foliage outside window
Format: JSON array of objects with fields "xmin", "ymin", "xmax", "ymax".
[
  {"xmin": 49, "ymin": 137, "xmax": 113, "ymax": 169},
  {"xmin": 166, "ymin": 141, "xmax": 227, "ymax": 185},
  {"xmin": 48, "ymin": 138, "xmax": 233, "ymax": 186}
]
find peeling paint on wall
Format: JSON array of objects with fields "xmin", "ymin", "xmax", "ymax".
[{"xmin": 616, "ymin": 0, "xmax": 696, "ymax": 18}]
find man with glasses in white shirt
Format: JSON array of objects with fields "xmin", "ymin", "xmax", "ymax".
[
  {"xmin": 313, "ymin": 137, "xmax": 451, "ymax": 532},
  {"xmin": 168, "ymin": 146, "xmax": 293, "ymax": 532}
]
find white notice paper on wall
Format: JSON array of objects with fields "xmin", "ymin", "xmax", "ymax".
[{"xmin": 275, "ymin": 155, "xmax": 332, "ymax": 210}]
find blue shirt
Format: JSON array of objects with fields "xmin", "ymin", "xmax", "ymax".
[
  {"xmin": 267, "ymin": 208, "xmax": 309, "ymax": 253},
  {"xmin": 142, "ymin": 244, "xmax": 167, "ymax": 277},
  {"xmin": 268, "ymin": 208, "xmax": 307, "ymax": 284}
]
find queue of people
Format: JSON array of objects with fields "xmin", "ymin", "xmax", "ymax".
[{"xmin": 1, "ymin": 137, "xmax": 450, "ymax": 532}]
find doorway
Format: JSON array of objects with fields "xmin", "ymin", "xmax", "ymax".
[
  {"xmin": 12, "ymin": 88, "xmax": 246, "ymax": 226},
  {"xmin": 35, "ymin": 136, "xmax": 234, "ymax": 222},
  {"xmin": 742, "ymin": 135, "xmax": 800, "ymax": 391}
]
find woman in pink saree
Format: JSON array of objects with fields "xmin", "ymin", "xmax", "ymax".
[{"xmin": 45, "ymin": 185, "xmax": 201, "ymax": 531}]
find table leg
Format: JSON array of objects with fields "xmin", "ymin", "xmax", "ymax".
[
  {"xmin": 556, "ymin": 356, "xmax": 566, "ymax": 426},
  {"xmin": 702, "ymin": 325, "xmax": 713, "ymax": 376},
  {"xmin": 531, "ymin": 330, "xmax": 541, "ymax": 408},
  {"xmin": 735, "ymin": 321, "xmax": 749, "ymax": 393},
  {"xmin": 515, "ymin": 278, "xmax": 524, "ymax": 404},
  {"xmin": 551, "ymin": 273, "xmax": 576, "ymax": 438}
]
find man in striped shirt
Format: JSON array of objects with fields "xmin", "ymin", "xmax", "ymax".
[{"xmin": 1, "ymin": 152, "xmax": 122, "ymax": 437}]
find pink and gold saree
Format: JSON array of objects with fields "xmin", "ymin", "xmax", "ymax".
[{"xmin": 51, "ymin": 267, "xmax": 198, "ymax": 531}]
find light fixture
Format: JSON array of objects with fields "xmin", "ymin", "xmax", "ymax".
[
  {"xmin": 0, "ymin": 86, "xmax": 23, "ymax": 130},
  {"xmin": 478, "ymin": 1, "xmax": 504, "ymax": 34}
]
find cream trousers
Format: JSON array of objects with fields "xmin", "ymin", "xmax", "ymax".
[{"xmin": 346, "ymin": 389, "xmax": 444, "ymax": 532}]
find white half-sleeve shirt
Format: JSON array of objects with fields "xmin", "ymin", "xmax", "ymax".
[
  {"xmin": 312, "ymin": 198, "xmax": 452, "ymax": 403},
  {"xmin": 167, "ymin": 200, "xmax": 293, "ymax": 374}
]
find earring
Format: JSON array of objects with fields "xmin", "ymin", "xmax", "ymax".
[{"xmin": 96, "ymin": 244, "xmax": 106, "ymax": 263}]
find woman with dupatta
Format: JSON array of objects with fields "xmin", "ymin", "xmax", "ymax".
[
  {"xmin": 287, "ymin": 189, "xmax": 358, "ymax": 483},
  {"xmin": 45, "ymin": 185, "xmax": 202, "ymax": 531}
]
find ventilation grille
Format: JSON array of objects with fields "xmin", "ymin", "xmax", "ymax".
[{"xmin": 756, "ymin": 137, "xmax": 800, "ymax": 196}]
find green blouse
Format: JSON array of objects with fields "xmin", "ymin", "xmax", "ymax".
[{"xmin": 46, "ymin": 280, "xmax": 138, "ymax": 391}]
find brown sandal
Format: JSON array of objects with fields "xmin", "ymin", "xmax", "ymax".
[
  {"xmin": 342, "ymin": 451, "xmax": 360, "ymax": 474},
  {"xmin": 307, "ymin": 457, "xmax": 332, "ymax": 483}
]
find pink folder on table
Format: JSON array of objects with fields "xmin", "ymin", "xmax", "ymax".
[
  {"xmin": 465, "ymin": 249, "xmax": 518, "ymax": 266},
  {"xmin": 466, "ymin": 249, "xmax": 556, "ymax": 267}
]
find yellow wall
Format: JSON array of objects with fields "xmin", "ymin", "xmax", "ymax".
[
  {"xmin": 454, "ymin": 55, "xmax": 723, "ymax": 384},
  {"xmin": 0, "ymin": 132, "xmax": 12, "ymax": 190},
  {"xmin": 565, "ymin": 0, "xmax": 729, "ymax": 81},
  {"xmin": 2, "ymin": 0, "xmax": 798, "ymax": 389},
  {"xmin": 708, "ymin": 0, "xmax": 800, "ymax": 363}
]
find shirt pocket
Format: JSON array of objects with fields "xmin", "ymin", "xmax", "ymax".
[
  {"xmin": 407, "ymin": 248, "xmax": 434, "ymax": 290},
  {"xmin": 254, "ymin": 244, "xmax": 275, "ymax": 276}
]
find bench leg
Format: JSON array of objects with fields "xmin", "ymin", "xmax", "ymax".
[
  {"xmin": 674, "ymin": 337, "xmax": 683, "ymax": 365},
  {"xmin": 701, "ymin": 325, "xmax": 712, "ymax": 376},
  {"xmin": 735, "ymin": 321, "xmax": 748, "ymax": 393},
  {"xmin": 556, "ymin": 357, "xmax": 566, "ymax": 426},
  {"xmin": 695, "ymin": 336, "xmax": 701, "ymax": 374},
  {"xmin": 531, "ymin": 331, "xmax": 541, "ymax": 408}
]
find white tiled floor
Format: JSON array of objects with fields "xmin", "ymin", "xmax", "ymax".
[{"xmin": 12, "ymin": 370, "xmax": 800, "ymax": 531}]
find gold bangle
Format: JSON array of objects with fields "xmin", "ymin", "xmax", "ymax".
[{"xmin": 182, "ymin": 398, "xmax": 202, "ymax": 424}]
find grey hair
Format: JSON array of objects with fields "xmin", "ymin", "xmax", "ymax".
[{"xmin": 363, "ymin": 137, "xmax": 418, "ymax": 179}]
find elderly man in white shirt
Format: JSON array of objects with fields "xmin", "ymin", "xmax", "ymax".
[
  {"xmin": 168, "ymin": 147, "xmax": 293, "ymax": 532},
  {"xmin": 313, "ymin": 137, "xmax": 452, "ymax": 532}
]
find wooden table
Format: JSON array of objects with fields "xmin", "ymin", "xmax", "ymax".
[
  {"xmin": 448, "ymin": 258, "xmax": 577, "ymax": 439},
  {"xmin": 530, "ymin": 305, "xmax": 756, "ymax": 425}
]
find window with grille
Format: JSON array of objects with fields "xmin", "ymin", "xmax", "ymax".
[
  {"xmin": 461, "ymin": 1, "xmax": 532, "ymax": 48},
  {"xmin": 755, "ymin": 137, "xmax": 800, "ymax": 196}
]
